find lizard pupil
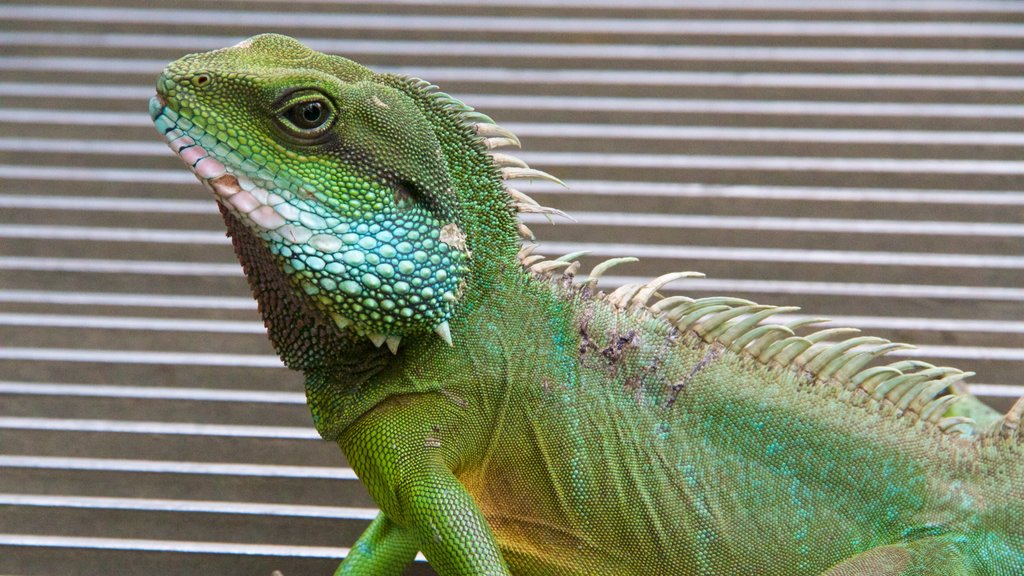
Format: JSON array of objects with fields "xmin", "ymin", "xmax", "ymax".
[{"xmin": 290, "ymin": 101, "xmax": 326, "ymax": 129}]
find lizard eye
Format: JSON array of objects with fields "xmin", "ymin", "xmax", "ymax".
[{"xmin": 275, "ymin": 92, "xmax": 335, "ymax": 139}]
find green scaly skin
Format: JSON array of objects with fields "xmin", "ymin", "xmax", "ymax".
[{"xmin": 150, "ymin": 34, "xmax": 1023, "ymax": 575}]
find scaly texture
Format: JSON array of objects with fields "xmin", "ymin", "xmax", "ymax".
[{"xmin": 151, "ymin": 34, "xmax": 1023, "ymax": 575}]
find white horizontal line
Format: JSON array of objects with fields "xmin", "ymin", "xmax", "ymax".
[
  {"xmin": 507, "ymin": 123, "xmax": 1024, "ymax": 146},
  {"xmin": 2, "ymin": 253, "xmax": 1021, "ymax": 301},
  {"xmin": 523, "ymin": 212, "xmax": 1024, "ymax": 237},
  {"xmin": 3, "ymin": 32, "xmax": 1023, "ymax": 65},
  {"xmin": 2, "ymin": 291, "xmax": 1020, "ymax": 334},
  {"xmin": 0, "ymin": 381, "xmax": 305, "ymax": 404},
  {"xmin": 0, "ymin": 257, "xmax": 241, "ymax": 276},
  {"xmin": 11, "ymin": 134, "xmax": 1024, "ymax": 175},
  {"xmin": 0, "ymin": 137, "xmax": 167, "ymax": 155},
  {"xmin": 5, "ymin": 82, "xmax": 1024, "ymax": 119},
  {"xmin": 769, "ymin": 314, "xmax": 1024, "ymax": 335},
  {"xmin": 0, "ymin": 194, "xmax": 212, "ymax": 213},
  {"xmin": 517, "ymin": 151, "xmax": 1024, "ymax": 174},
  {"xmin": 0, "ymin": 493, "xmax": 379, "ymax": 520},
  {"xmin": 968, "ymin": 384, "xmax": 1024, "ymax": 397},
  {"xmin": 0, "ymin": 313, "xmax": 263, "ymax": 334},
  {"xmin": 540, "ymin": 241, "xmax": 1024, "ymax": 269},
  {"xmin": 0, "ymin": 164, "xmax": 193, "ymax": 184},
  {"xmin": 0, "ymin": 81, "xmax": 154, "ymax": 100},
  {"xmin": 891, "ymin": 345, "xmax": 1024, "ymax": 362},
  {"xmin": 11, "ymin": 113, "xmax": 1024, "ymax": 147},
  {"xmin": 0, "ymin": 417, "xmax": 316, "ymax": 439},
  {"xmin": 0, "ymin": 455, "xmax": 355, "ymax": 479},
  {"xmin": 534, "ymin": 180, "xmax": 1024, "ymax": 205},
  {"xmin": 5, "ymin": 179, "xmax": 1023, "ymax": 211},
  {"xmin": 8, "ymin": 214, "xmax": 1024, "ymax": 249},
  {"xmin": 468, "ymin": 94, "xmax": 1024, "ymax": 118},
  {"xmin": 0, "ymin": 347, "xmax": 282, "ymax": 367},
  {"xmin": 0, "ymin": 224, "xmax": 227, "ymax": 244},
  {"xmin": 604, "ymin": 274, "xmax": 1024, "ymax": 301},
  {"xmin": 7, "ymin": 6, "xmax": 1024, "ymax": 37},
  {"xmin": 5, "ymin": 57, "xmax": 1024, "ymax": 92},
  {"xmin": 214, "ymin": 0, "xmax": 1024, "ymax": 12},
  {"xmin": 0, "ymin": 377, "xmax": 1015, "ymax": 403},
  {"xmin": 0, "ymin": 289, "xmax": 254, "ymax": 309},
  {"xmin": 0, "ymin": 534, "xmax": 350, "ymax": 559}
]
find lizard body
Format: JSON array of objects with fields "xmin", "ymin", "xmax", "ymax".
[{"xmin": 150, "ymin": 34, "xmax": 1023, "ymax": 575}]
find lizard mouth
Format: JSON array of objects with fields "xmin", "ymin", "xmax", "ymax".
[{"xmin": 149, "ymin": 96, "xmax": 324, "ymax": 244}]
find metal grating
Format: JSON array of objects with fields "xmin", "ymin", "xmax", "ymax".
[{"xmin": 1, "ymin": 1, "xmax": 1022, "ymax": 574}]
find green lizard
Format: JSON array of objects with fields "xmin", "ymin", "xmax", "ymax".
[{"xmin": 149, "ymin": 34, "xmax": 1023, "ymax": 575}]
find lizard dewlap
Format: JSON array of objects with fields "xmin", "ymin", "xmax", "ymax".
[{"xmin": 152, "ymin": 34, "xmax": 1023, "ymax": 575}]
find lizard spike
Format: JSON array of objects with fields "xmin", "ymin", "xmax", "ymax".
[
  {"xmin": 766, "ymin": 337, "xmax": 815, "ymax": 366},
  {"xmin": 893, "ymin": 379, "xmax": 945, "ymax": 413},
  {"xmin": 696, "ymin": 305, "xmax": 774, "ymax": 340},
  {"xmin": 992, "ymin": 395, "xmax": 1023, "ymax": 442},
  {"xmin": 830, "ymin": 343, "xmax": 915, "ymax": 385},
  {"xmin": 607, "ymin": 283, "xmax": 644, "ymax": 309},
  {"xmin": 506, "ymin": 188, "xmax": 540, "ymax": 206},
  {"xmin": 501, "ymin": 167, "xmax": 568, "ymax": 188},
  {"xmin": 714, "ymin": 306, "xmax": 799, "ymax": 345},
  {"xmin": 517, "ymin": 222, "xmax": 536, "ymax": 241},
  {"xmin": 555, "ymin": 250, "xmax": 589, "ymax": 263},
  {"xmin": 666, "ymin": 298, "xmax": 744, "ymax": 324},
  {"xmin": 484, "ymin": 137, "xmax": 523, "ymax": 150},
  {"xmin": 872, "ymin": 368, "xmax": 956, "ymax": 402},
  {"xmin": 563, "ymin": 260, "xmax": 581, "ymax": 278},
  {"xmin": 434, "ymin": 321, "xmax": 453, "ymax": 346},
  {"xmin": 903, "ymin": 377, "xmax": 964, "ymax": 415},
  {"xmin": 368, "ymin": 333, "xmax": 387, "ymax": 348},
  {"xmin": 515, "ymin": 203, "xmax": 575, "ymax": 222},
  {"xmin": 331, "ymin": 313, "xmax": 352, "ymax": 331},
  {"xmin": 853, "ymin": 367, "xmax": 903, "ymax": 394},
  {"xmin": 649, "ymin": 295, "xmax": 694, "ymax": 315},
  {"xmin": 490, "ymin": 153, "xmax": 529, "ymax": 169},
  {"xmin": 937, "ymin": 416, "xmax": 975, "ymax": 436},
  {"xmin": 694, "ymin": 296, "xmax": 758, "ymax": 309},
  {"xmin": 745, "ymin": 325, "xmax": 794, "ymax": 358},
  {"xmin": 804, "ymin": 327, "xmax": 862, "ymax": 345},
  {"xmin": 801, "ymin": 336, "xmax": 888, "ymax": 375},
  {"xmin": 887, "ymin": 360, "xmax": 936, "ymax": 374},
  {"xmin": 462, "ymin": 111, "xmax": 495, "ymax": 124},
  {"xmin": 521, "ymin": 254, "xmax": 546, "ymax": 267},
  {"xmin": 783, "ymin": 328, "xmax": 862, "ymax": 364},
  {"xmin": 584, "ymin": 257, "xmax": 638, "ymax": 289},
  {"xmin": 673, "ymin": 304, "xmax": 732, "ymax": 331},
  {"xmin": 531, "ymin": 260, "xmax": 572, "ymax": 274},
  {"xmin": 875, "ymin": 370, "xmax": 938, "ymax": 400},
  {"xmin": 920, "ymin": 394, "xmax": 962, "ymax": 423},
  {"xmin": 517, "ymin": 243, "xmax": 538, "ymax": 260},
  {"xmin": 732, "ymin": 324, "xmax": 793, "ymax": 355},
  {"xmin": 632, "ymin": 272, "xmax": 704, "ymax": 308},
  {"xmin": 474, "ymin": 123, "xmax": 521, "ymax": 146},
  {"xmin": 385, "ymin": 335, "xmax": 402, "ymax": 355}
]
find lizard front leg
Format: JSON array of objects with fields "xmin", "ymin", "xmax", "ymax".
[
  {"xmin": 335, "ymin": 513, "xmax": 418, "ymax": 575},
  {"xmin": 339, "ymin": 394, "xmax": 511, "ymax": 576}
]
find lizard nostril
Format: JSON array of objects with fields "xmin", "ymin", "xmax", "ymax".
[{"xmin": 192, "ymin": 73, "xmax": 212, "ymax": 88}]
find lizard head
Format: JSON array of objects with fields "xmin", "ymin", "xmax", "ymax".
[{"xmin": 149, "ymin": 34, "xmax": 510, "ymax": 355}]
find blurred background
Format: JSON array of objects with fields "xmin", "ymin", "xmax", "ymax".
[{"xmin": 1, "ymin": 0, "xmax": 1022, "ymax": 574}]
